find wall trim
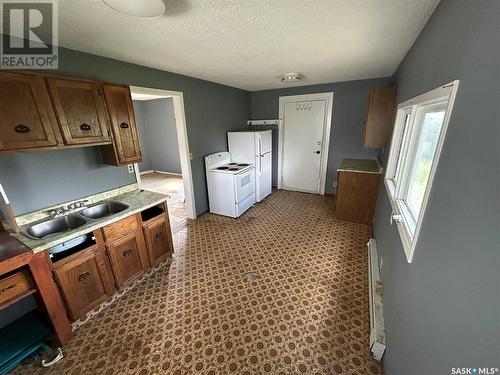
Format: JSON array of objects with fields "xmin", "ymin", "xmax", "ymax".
[{"xmin": 130, "ymin": 86, "xmax": 196, "ymax": 220}]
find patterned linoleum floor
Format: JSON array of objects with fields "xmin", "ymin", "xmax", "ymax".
[{"xmin": 16, "ymin": 190, "xmax": 382, "ymax": 375}]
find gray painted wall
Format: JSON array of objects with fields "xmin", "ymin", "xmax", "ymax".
[
  {"xmin": 250, "ymin": 77, "xmax": 392, "ymax": 190},
  {"xmin": 133, "ymin": 101, "xmax": 153, "ymax": 172},
  {"xmin": 373, "ymin": 1, "xmax": 500, "ymax": 374},
  {"xmin": 0, "ymin": 148, "xmax": 135, "ymax": 215},
  {"xmin": 0, "ymin": 43, "xmax": 250, "ymax": 216},
  {"xmin": 134, "ymin": 98, "xmax": 182, "ymax": 174}
]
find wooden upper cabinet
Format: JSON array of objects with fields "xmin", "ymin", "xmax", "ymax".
[
  {"xmin": 100, "ymin": 84, "xmax": 142, "ymax": 165},
  {"xmin": 0, "ymin": 71, "xmax": 60, "ymax": 151},
  {"xmin": 363, "ymin": 86, "xmax": 397, "ymax": 148},
  {"xmin": 46, "ymin": 77, "xmax": 111, "ymax": 145}
]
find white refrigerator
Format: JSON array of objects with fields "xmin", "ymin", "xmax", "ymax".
[{"xmin": 228, "ymin": 130, "xmax": 272, "ymax": 202}]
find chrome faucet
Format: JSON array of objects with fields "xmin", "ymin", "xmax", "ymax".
[{"xmin": 49, "ymin": 200, "xmax": 89, "ymax": 218}]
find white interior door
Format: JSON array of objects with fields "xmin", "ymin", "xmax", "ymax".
[{"xmin": 282, "ymin": 100, "xmax": 327, "ymax": 193}]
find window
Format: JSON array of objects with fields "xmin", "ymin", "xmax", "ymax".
[{"xmin": 385, "ymin": 80, "xmax": 459, "ymax": 263}]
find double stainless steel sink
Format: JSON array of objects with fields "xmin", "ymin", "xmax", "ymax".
[{"xmin": 23, "ymin": 201, "xmax": 129, "ymax": 240}]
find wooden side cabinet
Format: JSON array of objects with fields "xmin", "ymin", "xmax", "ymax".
[
  {"xmin": 0, "ymin": 71, "xmax": 60, "ymax": 151},
  {"xmin": 53, "ymin": 246, "xmax": 111, "ymax": 321},
  {"xmin": 363, "ymin": 85, "xmax": 397, "ymax": 148},
  {"xmin": 143, "ymin": 216, "xmax": 173, "ymax": 267},
  {"xmin": 100, "ymin": 83, "xmax": 143, "ymax": 166},
  {"xmin": 46, "ymin": 77, "xmax": 111, "ymax": 146},
  {"xmin": 336, "ymin": 159, "xmax": 382, "ymax": 225}
]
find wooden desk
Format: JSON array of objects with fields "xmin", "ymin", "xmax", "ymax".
[{"xmin": 0, "ymin": 232, "xmax": 72, "ymax": 345}]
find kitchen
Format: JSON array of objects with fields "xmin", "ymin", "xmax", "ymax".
[{"xmin": 0, "ymin": 1, "xmax": 498, "ymax": 374}]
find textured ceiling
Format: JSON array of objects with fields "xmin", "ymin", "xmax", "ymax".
[{"xmin": 58, "ymin": 0, "xmax": 440, "ymax": 91}]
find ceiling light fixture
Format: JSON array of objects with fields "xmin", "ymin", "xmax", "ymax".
[
  {"xmin": 280, "ymin": 72, "xmax": 304, "ymax": 82},
  {"xmin": 103, "ymin": 0, "xmax": 166, "ymax": 18}
]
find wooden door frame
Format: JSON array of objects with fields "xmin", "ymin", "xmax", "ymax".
[
  {"xmin": 278, "ymin": 92, "xmax": 334, "ymax": 195},
  {"xmin": 129, "ymin": 86, "xmax": 196, "ymax": 220}
]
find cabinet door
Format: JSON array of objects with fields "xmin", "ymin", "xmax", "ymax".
[
  {"xmin": 363, "ymin": 86, "xmax": 397, "ymax": 148},
  {"xmin": 143, "ymin": 217, "xmax": 173, "ymax": 267},
  {"xmin": 106, "ymin": 232, "xmax": 145, "ymax": 289},
  {"xmin": 0, "ymin": 71, "xmax": 59, "ymax": 151},
  {"xmin": 46, "ymin": 78, "xmax": 111, "ymax": 145},
  {"xmin": 336, "ymin": 171, "xmax": 380, "ymax": 225},
  {"xmin": 101, "ymin": 84, "xmax": 142, "ymax": 165},
  {"xmin": 54, "ymin": 248, "xmax": 109, "ymax": 321}
]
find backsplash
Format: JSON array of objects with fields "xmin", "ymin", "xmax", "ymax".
[{"xmin": 0, "ymin": 147, "xmax": 136, "ymax": 216}]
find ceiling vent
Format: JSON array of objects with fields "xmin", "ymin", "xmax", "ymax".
[
  {"xmin": 103, "ymin": 0, "xmax": 166, "ymax": 18},
  {"xmin": 280, "ymin": 72, "xmax": 304, "ymax": 83}
]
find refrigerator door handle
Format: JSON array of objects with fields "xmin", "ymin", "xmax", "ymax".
[{"xmin": 258, "ymin": 134, "xmax": 262, "ymax": 158}]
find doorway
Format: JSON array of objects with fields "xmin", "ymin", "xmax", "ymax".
[
  {"xmin": 278, "ymin": 92, "xmax": 334, "ymax": 194},
  {"xmin": 130, "ymin": 86, "xmax": 196, "ymax": 231}
]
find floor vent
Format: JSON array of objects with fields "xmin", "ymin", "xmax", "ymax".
[
  {"xmin": 368, "ymin": 238, "xmax": 386, "ymax": 361},
  {"xmin": 244, "ymin": 271, "xmax": 261, "ymax": 282}
]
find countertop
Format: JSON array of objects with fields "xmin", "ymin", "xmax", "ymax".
[
  {"xmin": 0, "ymin": 231, "xmax": 31, "ymax": 263},
  {"xmin": 337, "ymin": 158, "xmax": 382, "ymax": 174},
  {"xmin": 11, "ymin": 189, "xmax": 168, "ymax": 254}
]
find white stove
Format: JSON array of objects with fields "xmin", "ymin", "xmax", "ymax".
[
  {"xmin": 205, "ymin": 152, "xmax": 255, "ymax": 218},
  {"xmin": 212, "ymin": 162, "xmax": 253, "ymax": 174}
]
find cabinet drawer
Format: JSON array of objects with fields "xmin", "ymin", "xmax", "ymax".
[
  {"xmin": 102, "ymin": 215, "xmax": 138, "ymax": 243},
  {"xmin": 0, "ymin": 271, "xmax": 34, "ymax": 306}
]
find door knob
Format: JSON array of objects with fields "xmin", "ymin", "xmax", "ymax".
[{"xmin": 314, "ymin": 151, "xmax": 320, "ymax": 154}]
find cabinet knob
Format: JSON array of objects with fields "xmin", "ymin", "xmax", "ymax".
[
  {"xmin": 120, "ymin": 122, "xmax": 129, "ymax": 129},
  {"xmin": 78, "ymin": 272, "xmax": 90, "ymax": 282},
  {"xmin": 122, "ymin": 249, "xmax": 132, "ymax": 257},
  {"xmin": 155, "ymin": 232, "xmax": 163, "ymax": 239},
  {"xmin": 14, "ymin": 124, "xmax": 30, "ymax": 133},
  {"xmin": 80, "ymin": 123, "xmax": 91, "ymax": 131},
  {"xmin": 314, "ymin": 151, "xmax": 320, "ymax": 154}
]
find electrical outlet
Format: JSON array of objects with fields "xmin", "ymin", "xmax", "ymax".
[
  {"xmin": 333, "ymin": 181, "xmax": 337, "ymax": 188},
  {"xmin": 189, "ymin": 153, "xmax": 193, "ymax": 160},
  {"xmin": 127, "ymin": 164, "xmax": 134, "ymax": 174}
]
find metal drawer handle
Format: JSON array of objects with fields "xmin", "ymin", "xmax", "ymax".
[
  {"xmin": 122, "ymin": 249, "xmax": 132, "ymax": 257},
  {"xmin": 15, "ymin": 124, "xmax": 30, "ymax": 133},
  {"xmin": 0, "ymin": 284, "xmax": 15, "ymax": 294},
  {"xmin": 80, "ymin": 123, "xmax": 91, "ymax": 131},
  {"xmin": 78, "ymin": 272, "xmax": 90, "ymax": 282},
  {"xmin": 120, "ymin": 122, "xmax": 129, "ymax": 129}
]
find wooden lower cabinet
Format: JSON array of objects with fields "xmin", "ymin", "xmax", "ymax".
[
  {"xmin": 106, "ymin": 231, "xmax": 147, "ymax": 289},
  {"xmin": 54, "ymin": 246, "xmax": 111, "ymax": 321},
  {"xmin": 336, "ymin": 171, "xmax": 381, "ymax": 225},
  {"xmin": 143, "ymin": 216, "xmax": 173, "ymax": 267}
]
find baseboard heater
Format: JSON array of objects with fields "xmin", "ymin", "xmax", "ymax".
[{"xmin": 368, "ymin": 238, "xmax": 386, "ymax": 361}]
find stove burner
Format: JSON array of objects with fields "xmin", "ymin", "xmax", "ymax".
[
  {"xmin": 237, "ymin": 163, "xmax": 249, "ymax": 167},
  {"xmin": 229, "ymin": 168, "xmax": 239, "ymax": 171},
  {"xmin": 217, "ymin": 166, "xmax": 229, "ymax": 170},
  {"xmin": 228, "ymin": 162, "xmax": 237, "ymax": 165}
]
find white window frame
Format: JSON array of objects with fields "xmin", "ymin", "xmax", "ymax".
[{"xmin": 384, "ymin": 80, "xmax": 459, "ymax": 263}]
